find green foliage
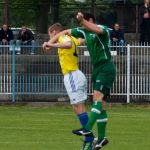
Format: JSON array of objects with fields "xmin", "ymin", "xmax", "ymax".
[
  {"xmin": 59, "ymin": 0, "xmax": 112, "ymax": 27},
  {"xmin": 0, "ymin": 0, "xmax": 51, "ymax": 29},
  {"xmin": 0, "ymin": 0, "xmax": 122, "ymax": 31},
  {"xmin": 0, "ymin": 3, "xmax": 3, "ymax": 25},
  {"xmin": 9, "ymin": 0, "xmax": 39, "ymax": 28}
]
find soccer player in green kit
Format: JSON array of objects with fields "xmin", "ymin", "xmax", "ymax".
[{"xmin": 47, "ymin": 12, "xmax": 116, "ymax": 150}]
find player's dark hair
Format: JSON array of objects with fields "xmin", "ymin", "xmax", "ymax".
[
  {"xmin": 83, "ymin": 12, "xmax": 95, "ymax": 23},
  {"xmin": 48, "ymin": 23, "xmax": 63, "ymax": 33}
]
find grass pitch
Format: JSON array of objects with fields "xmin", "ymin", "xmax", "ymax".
[{"xmin": 0, "ymin": 104, "xmax": 150, "ymax": 150}]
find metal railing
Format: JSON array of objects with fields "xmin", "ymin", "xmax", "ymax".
[{"xmin": 0, "ymin": 43, "xmax": 150, "ymax": 103}]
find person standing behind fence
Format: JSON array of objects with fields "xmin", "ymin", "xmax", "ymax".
[
  {"xmin": 43, "ymin": 23, "xmax": 95, "ymax": 150},
  {"xmin": 139, "ymin": 0, "xmax": 150, "ymax": 44},
  {"xmin": 16, "ymin": 26, "xmax": 35, "ymax": 55},
  {"xmin": 110, "ymin": 23, "xmax": 125, "ymax": 54},
  {"xmin": 0, "ymin": 24, "xmax": 14, "ymax": 53}
]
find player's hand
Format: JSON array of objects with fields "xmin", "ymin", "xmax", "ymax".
[
  {"xmin": 42, "ymin": 42, "xmax": 48, "ymax": 49},
  {"xmin": 42, "ymin": 42, "xmax": 51, "ymax": 52},
  {"xmin": 42, "ymin": 42, "xmax": 51, "ymax": 49},
  {"xmin": 76, "ymin": 12, "xmax": 84, "ymax": 22}
]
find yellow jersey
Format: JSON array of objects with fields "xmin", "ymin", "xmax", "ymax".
[{"xmin": 58, "ymin": 35, "xmax": 80, "ymax": 75}]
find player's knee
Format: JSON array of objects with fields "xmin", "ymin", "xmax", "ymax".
[
  {"xmin": 72, "ymin": 103, "xmax": 85, "ymax": 115},
  {"xmin": 102, "ymin": 100, "xmax": 107, "ymax": 110},
  {"xmin": 93, "ymin": 90, "xmax": 104, "ymax": 101}
]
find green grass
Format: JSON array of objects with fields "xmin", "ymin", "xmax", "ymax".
[{"xmin": 0, "ymin": 104, "xmax": 150, "ymax": 150}]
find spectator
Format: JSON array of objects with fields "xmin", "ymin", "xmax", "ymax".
[
  {"xmin": 110, "ymin": 23, "xmax": 125, "ymax": 54},
  {"xmin": 139, "ymin": 0, "xmax": 150, "ymax": 44},
  {"xmin": 0, "ymin": 24, "xmax": 14, "ymax": 46},
  {"xmin": 16, "ymin": 26, "xmax": 35, "ymax": 55}
]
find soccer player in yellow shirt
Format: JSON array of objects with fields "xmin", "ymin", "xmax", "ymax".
[{"xmin": 43, "ymin": 23, "xmax": 94, "ymax": 150}]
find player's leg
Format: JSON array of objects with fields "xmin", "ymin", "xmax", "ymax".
[
  {"xmin": 64, "ymin": 70, "xmax": 94, "ymax": 149},
  {"xmin": 72, "ymin": 90, "xmax": 108, "ymax": 150},
  {"xmin": 93, "ymin": 64, "xmax": 116, "ymax": 150},
  {"xmin": 73, "ymin": 103, "xmax": 94, "ymax": 150},
  {"xmin": 92, "ymin": 97, "xmax": 109, "ymax": 150},
  {"xmin": 96, "ymin": 100, "xmax": 108, "ymax": 141},
  {"xmin": 72, "ymin": 69, "xmax": 105, "ymax": 136},
  {"xmin": 77, "ymin": 86, "xmax": 109, "ymax": 150},
  {"xmin": 84, "ymin": 90, "xmax": 104, "ymax": 131},
  {"xmin": 72, "ymin": 90, "xmax": 105, "ymax": 135},
  {"xmin": 73, "ymin": 63, "xmax": 116, "ymax": 149}
]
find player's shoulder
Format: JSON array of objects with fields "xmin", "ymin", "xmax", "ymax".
[
  {"xmin": 72, "ymin": 27, "xmax": 84, "ymax": 32},
  {"xmin": 59, "ymin": 34, "xmax": 71, "ymax": 42}
]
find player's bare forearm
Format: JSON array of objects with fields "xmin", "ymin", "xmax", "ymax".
[
  {"xmin": 77, "ymin": 12, "xmax": 104, "ymax": 34},
  {"xmin": 49, "ymin": 29, "xmax": 71, "ymax": 44},
  {"xmin": 47, "ymin": 41, "xmax": 72, "ymax": 49},
  {"xmin": 82, "ymin": 20, "xmax": 104, "ymax": 34}
]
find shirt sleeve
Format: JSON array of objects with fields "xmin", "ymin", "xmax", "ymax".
[{"xmin": 71, "ymin": 27, "xmax": 84, "ymax": 38}]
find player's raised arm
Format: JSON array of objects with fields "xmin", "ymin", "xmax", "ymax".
[
  {"xmin": 43, "ymin": 23, "xmax": 71, "ymax": 53},
  {"xmin": 43, "ymin": 37, "xmax": 72, "ymax": 54},
  {"xmin": 77, "ymin": 12, "xmax": 104, "ymax": 34},
  {"xmin": 49, "ymin": 29, "xmax": 71, "ymax": 44},
  {"xmin": 45, "ymin": 41, "xmax": 72, "ymax": 49}
]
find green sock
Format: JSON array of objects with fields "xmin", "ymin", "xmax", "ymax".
[
  {"xmin": 97, "ymin": 110, "xmax": 108, "ymax": 140},
  {"xmin": 85, "ymin": 101, "xmax": 103, "ymax": 131}
]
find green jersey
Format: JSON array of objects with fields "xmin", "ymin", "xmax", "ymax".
[{"xmin": 71, "ymin": 25, "xmax": 111, "ymax": 67}]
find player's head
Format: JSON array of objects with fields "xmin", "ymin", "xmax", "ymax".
[
  {"xmin": 83, "ymin": 12, "xmax": 96, "ymax": 23},
  {"xmin": 48, "ymin": 23, "xmax": 63, "ymax": 38}
]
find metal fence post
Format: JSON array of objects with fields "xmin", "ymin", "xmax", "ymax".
[
  {"xmin": 12, "ymin": 44, "xmax": 16, "ymax": 102},
  {"xmin": 127, "ymin": 44, "xmax": 130, "ymax": 103}
]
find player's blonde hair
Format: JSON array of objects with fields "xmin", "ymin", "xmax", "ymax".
[{"xmin": 48, "ymin": 23, "xmax": 63, "ymax": 33}]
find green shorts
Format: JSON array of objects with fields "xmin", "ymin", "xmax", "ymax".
[{"xmin": 92, "ymin": 61, "xmax": 116, "ymax": 101}]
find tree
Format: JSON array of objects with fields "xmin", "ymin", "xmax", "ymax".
[
  {"xmin": 3, "ymin": 0, "xmax": 9, "ymax": 24},
  {"xmin": 59, "ymin": 0, "xmax": 112, "ymax": 27},
  {"xmin": 7, "ymin": 0, "xmax": 60, "ymax": 33},
  {"xmin": 36, "ymin": 0, "xmax": 51, "ymax": 33},
  {"xmin": 130, "ymin": 0, "xmax": 143, "ymax": 4},
  {"xmin": 0, "ymin": 0, "xmax": 112, "ymax": 32}
]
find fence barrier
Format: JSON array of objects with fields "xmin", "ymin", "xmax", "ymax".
[{"xmin": 0, "ymin": 43, "xmax": 150, "ymax": 103}]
